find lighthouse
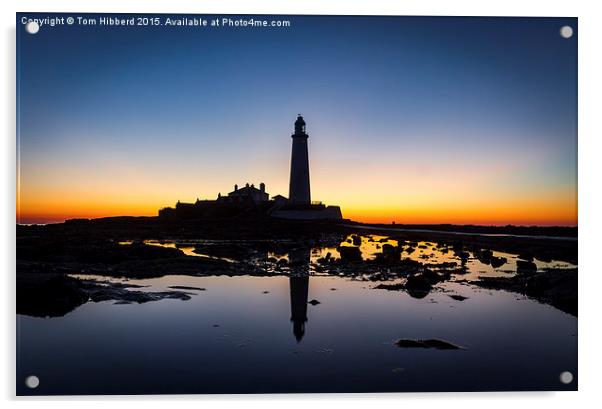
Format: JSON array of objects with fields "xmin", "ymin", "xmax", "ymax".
[{"xmin": 288, "ymin": 115, "xmax": 311, "ymax": 205}]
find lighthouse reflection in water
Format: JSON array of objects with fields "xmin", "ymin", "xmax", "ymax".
[{"xmin": 288, "ymin": 247, "xmax": 310, "ymax": 342}]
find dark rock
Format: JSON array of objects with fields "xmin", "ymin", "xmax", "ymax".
[
  {"xmin": 337, "ymin": 246, "xmax": 362, "ymax": 263},
  {"xmin": 168, "ymin": 285, "xmax": 206, "ymax": 291},
  {"xmin": 475, "ymin": 268, "xmax": 577, "ymax": 316},
  {"xmin": 518, "ymin": 252, "xmax": 534, "ymax": 261},
  {"xmin": 17, "ymin": 273, "xmax": 88, "ymax": 317},
  {"xmin": 375, "ymin": 243, "xmax": 401, "ymax": 264},
  {"xmin": 194, "ymin": 243, "xmax": 256, "ymax": 260},
  {"xmin": 85, "ymin": 284, "xmax": 192, "ymax": 303},
  {"xmin": 517, "ymin": 260, "xmax": 537, "ymax": 273},
  {"xmin": 394, "ymin": 339, "xmax": 464, "ymax": 350},
  {"xmin": 490, "ymin": 256, "xmax": 507, "ymax": 268},
  {"xmin": 382, "ymin": 243, "xmax": 399, "ymax": 256},
  {"xmin": 448, "ymin": 294, "xmax": 469, "ymax": 301},
  {"xmin": 476, "ymin": 249, "xmax": 493, "ymax": 265},
  {"xmin": 374, "ymin": 282, "xmax": 405, "ymax": 291},
  {"xmin": 422, "ymin": 269, "xmax": 442, "ymax": 284},
  {"xmin": 405, "ymin": 274, "xmax": 432, "ymax": 299},
  {"xmin": 17, "ymin": 269, "xmax": 195, "ymax": 318},
  {"xmin": 308, "ymin": 299, "xmax": 321, "ymax": 305}
]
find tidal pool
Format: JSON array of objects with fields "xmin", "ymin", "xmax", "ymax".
[
  {"xmin": 140, "ymin": 235, "xmax": 576, "ymax": 280},
  {"xmin": 17, "ymin": 272, "xmax": 577, "ymax": 394}
]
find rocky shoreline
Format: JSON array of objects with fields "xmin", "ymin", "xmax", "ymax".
[{"xmin": 17, "ymin": 218, "xmax": 577, "ymax": 318}]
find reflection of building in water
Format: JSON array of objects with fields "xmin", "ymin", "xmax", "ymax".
[{"xmin": 288, "ymin": 247, "xmax": 311, "ymax": 342}]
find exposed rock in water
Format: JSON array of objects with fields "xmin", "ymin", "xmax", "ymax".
[
  {"xmin": 475, "ymin": 268, "xmax": 577, "ymax": 316},
  {"xmin": 193, "ymin": 243, "xmax": 257, "ymax": 260},
  {"xmin": 394, "ymin": 339, "xmax": 464, "ymax": 350},
  {"xmin": 82, "ymin": 281, "xmax": 193, "ymax": 303},
  {"xmin": 382, "ymin": 243, "xmax": 396, "ymax": 254},
  {"xmin": 373, "ymin": 269, "xmax": 442, "ymax": 298},
  {"xmin": 351, "ymin": 235, "xmax": 362, "ymax": 246},
  {"xmin": 518, "ymin": 252, "xmax": 534, "ymax": 261},
  {"xmin": 476, "ymin": 249, "xmax": 493, "ymax": 265},
  {"xmin": 317, "ymin": 252, "xmax": 333, "ymax": 265},
  {"xmin": 517, "ymin": 260, "xmax": 537, "ymax": 273},
  {"xmin": 373, "ymin": 282, "xmax": 405, "ymax": 291},
  {"xmin": 17, "ymin": 273, "xmax": 88, "ymax": 318},
  {"xmin": 376, "ymin": 243, "xmax": 401, "ymax": 263},
  {"xmin": 422, "ymin": 269, "xmax": 443, "ymax": 284},
  {"xmin": 490, "ymin": 256, "xmax": 507, "ymax": 268},
  {"xmin": 168, "ymin": 285, "xmax": 206, "ymax": 291},
  {"xmin": 449, "ymin": 294, "xmax": 469, "ymax": 301},
  {"xmin": 337, "ymin": 245, "xmax": 362, "ymax": 263},
  {"xmin": 405, "ymin": 274, "xmax": 433, "ymax": 299},
  {"xmin": 17, "ymin": 268, "xmax": 195, "ymax": 318},
  {"xmin": 308, "ymin": 299, "xmax": 321, "ymax": 305}
]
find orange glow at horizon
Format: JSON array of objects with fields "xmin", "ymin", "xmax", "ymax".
[
  {"xmin": 17, "ymin": 189, "xmax": 577, "ymax": 227},
  {"xmin": 16, "ymin": 130, "xmax": 577, "ymax": 227}
]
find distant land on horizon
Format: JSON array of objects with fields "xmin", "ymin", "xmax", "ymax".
[{"xmin": 16, "ymin": 214, "xmax": 578, "ymax": 237}]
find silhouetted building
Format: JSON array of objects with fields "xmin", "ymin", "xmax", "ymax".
[
  {"xmin": 271, "ymin": 116, "xmax": 343, "ymax": 220},
  {"xmin": 218, "ymin": 182, "xmax": 269, "ymax": 204},
  {"xmin": 158, "ymin": 115, "xmax": 343, "ymax": 221},
  {"xmin": 289, "ymin": 115, "xmax": 311, "ymax": 205},
  {"xmin": 271, "ymin": 194, "xmax": 287, "ymax": 205}
]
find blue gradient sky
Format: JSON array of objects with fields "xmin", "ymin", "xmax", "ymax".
[{"xmin": 17, "ymin": 14, "xmax": 577, "ymax": 225}]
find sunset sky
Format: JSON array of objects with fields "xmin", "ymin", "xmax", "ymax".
[{"xmin": 17, "ymin": 15, "xmax": 577, "ymax": 225}]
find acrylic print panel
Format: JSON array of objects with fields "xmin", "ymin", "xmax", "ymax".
[{"xmin": 16, "ymin": 13, "xmax": 577, "ymax": 395}]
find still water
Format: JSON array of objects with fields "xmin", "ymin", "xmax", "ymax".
[{"xmin": 17, "ymin": 271, "xmax": 577, "ymax": 394}]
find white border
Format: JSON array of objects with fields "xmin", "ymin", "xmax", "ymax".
[{"xmin": 3, "ymin": 1, "xmax": 601, "ymax": 407}]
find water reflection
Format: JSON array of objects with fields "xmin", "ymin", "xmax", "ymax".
[
  {"xmin": 289, "ymin": 247, "xmax": 310, "ymax": 342},
  {"xmin": 129, "ymin": 235, "xmax": 577, "ymax": 281},
  {"xmin": 17, "ymin": 274, "xmax": 578, "ymax": 394}
]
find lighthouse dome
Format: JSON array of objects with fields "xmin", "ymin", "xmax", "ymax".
[{"xmin": 294, "ymin": 115, "xmax": 306, "ymax": 134}]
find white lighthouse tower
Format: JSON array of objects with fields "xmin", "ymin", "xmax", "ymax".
[{"xmin": 288, "ymin": 115, "xmax": 311, "ymax": 205}]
